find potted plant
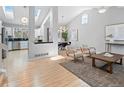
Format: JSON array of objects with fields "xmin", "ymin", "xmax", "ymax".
[{"xmin": 62, "ymin": 31, "xmax": 68, "ymax": 41}]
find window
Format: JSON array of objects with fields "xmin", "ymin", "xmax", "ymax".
[
  {"xmin": 3, "ymin": 6, "xmax": 14, "ymax": 19},
  {"xmin": 35, "ymin": 9, "xmax": 41, "ymax": 22},
  {"xmin": 81, "ymin": 14, "xmax": 88, "ymax": 24}
]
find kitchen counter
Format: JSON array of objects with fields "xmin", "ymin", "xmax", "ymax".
[
  {"xmin": 8, "ymin": 38, "xmax": 28, "ymax": 51},
  {"xmin": 8, "ymin": 38, "xmax": 28, "ymax": 41},
  {"xmin": 34, "ymin": 42, "xmax": 53, "ymax": 44}
]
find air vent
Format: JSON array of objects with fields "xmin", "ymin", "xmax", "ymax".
[{"xmin": 35, "ymin": 53, "xmax": 48, "ymax": 57}]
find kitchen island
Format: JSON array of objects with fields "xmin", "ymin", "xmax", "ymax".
[{"xmin": 8, "ymin": 38, "xmax": 28, "ymax": 51}]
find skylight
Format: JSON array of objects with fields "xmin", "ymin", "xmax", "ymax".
[
  {"xmin": 35, "ymin": 9, "xmax": 41, "ymax": 22},
  {"xmin": 3, "ymin": 6, "xmax": 14, "ymax": 19}
]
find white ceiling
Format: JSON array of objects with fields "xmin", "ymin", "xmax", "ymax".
[
  {"xmin": 0, "ymin": 6, "xmax": 51, "ymax": 27},
  {"xmin": 58, "ymin": 6, "xmax": 100, "ymax": 25},
  {"xmin": 0, "ymin": 6, "xmax": 29, "ymax": 26},
  {"xmin": 0, "ymin": 6, "xmax": 111, "ymax": 27},
  {"xmin": 35, "ymin": 6, "xmax": 51, "ymax": 27}
]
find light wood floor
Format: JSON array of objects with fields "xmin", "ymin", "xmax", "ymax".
[{"xmin": 1, "ymin": 50, "xmax": 90, "ymax": 87}]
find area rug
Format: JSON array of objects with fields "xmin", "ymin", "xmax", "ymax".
[{"xmin": 60, "ymin": 57, "xmax": 124, "ymax": 87}]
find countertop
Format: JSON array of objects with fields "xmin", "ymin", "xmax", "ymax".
[
  {"xmin": 8, "ymin": 38, "xmax": 28, "ymax": 41},
  {"xmin": 34, "ymin": 42, "xmax": 53, "ymax": 44}
]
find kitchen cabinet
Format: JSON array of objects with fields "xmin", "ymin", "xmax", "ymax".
[
  {"xmin": 6, "ymin": 27, "xmax": 12, "ymax": 36},
  {"xmin": 8, "ymin": 41, "xmax": 12, "ymax": 50},
  {"xmin": 12, "ymin": 41, "xmax": 20, "ymax": 50},
  {"xmin": 7, "ymin": 37, "xmax": 28, "ymax": 50},
  {"xmin": 8, "ymin": 40, "xmax": 28, "ymax": 50},
  {"xmin": 20, "ymin": 41, "xmax": 28, "ymax": 49}
]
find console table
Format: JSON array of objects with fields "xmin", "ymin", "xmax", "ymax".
[{"xmin": 105, "ymin": 41, "xmax": 124, "ymax": 52}]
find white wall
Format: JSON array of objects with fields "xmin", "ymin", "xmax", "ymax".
[
  {"xmin": 68, "ymin": 7, "xmax": 124, "ymax": 54},
  {"xmin": 35, "ymin": 28, "xmax": 42, "ymax": 38},
  {"xmin": 43, "ymin": 24, "xmax": 48, "ymax": 42},
  {"xmin": 35, "ymin": 18, "xmax": 50, "ymax": 42},
  {"xmin": 28, "ymin": 7, "xmax": 58, "ymax": 59}
]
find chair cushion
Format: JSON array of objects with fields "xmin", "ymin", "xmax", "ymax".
[
  {"xmin": 68, "ymin": 53, "xmax": 74, "ymax": 57},
  {"xmin": 75, "ymin": 51, "xmax": 83, "ymax": 58}
]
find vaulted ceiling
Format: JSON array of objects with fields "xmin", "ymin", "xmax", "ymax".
[
  {"xmin": 0, "ymin": 6, "xmax": 29, "ymax": 26},
  {"xmin": 0, "ymin": 6, "xmax": 116, "ymax": 27},
  {"xmin": 0, "ymin": 6, "xmax": 51, "ymax": 27},
  {"xmin": 58, "ymin": 6, "xmax": 100, "ymax": 25}
]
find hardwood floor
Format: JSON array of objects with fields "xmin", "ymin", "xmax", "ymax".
[{"xmin": 1, "ymin": 50, "xmax": 90, "ymax": 87}]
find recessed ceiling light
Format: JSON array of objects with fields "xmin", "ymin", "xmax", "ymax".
[{"xmin": 98, "ymin": 8, "xmax": 107, "ymax": 13}]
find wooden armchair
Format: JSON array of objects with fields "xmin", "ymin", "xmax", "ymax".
[
  {"xmin": 66, "ymin": 45, "xmax": 96, "ymax": 62},
  {"xmin": 80, "ymin": 47, "xmax": 96, "ymax": 60},
  {"xmin": 65, "ymin": 46, "xmax": 84, "ymax": 62},
  {"xmin": 88, "ymin": 47, "xmax": 96, "ymax": 56}
]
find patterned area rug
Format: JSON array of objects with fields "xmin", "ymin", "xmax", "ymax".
[{"xmin": 60, "ymin": 57, "xmax": 124, "ymax": 87}]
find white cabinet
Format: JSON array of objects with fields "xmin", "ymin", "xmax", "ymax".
[
  {"xmin": 8, "ymin": 41, "xmax": 28, "ymax": 50},
  {"xmin": 20, "ymin": 41, "xmax": 28, "ymax": 49},
  {"xmin": 6, "ymin": 27, "xmax": 12, "ymax": 36},
  {"xmin": 8, "ymin": 42, "xmax": 12, "ymax": 50}
]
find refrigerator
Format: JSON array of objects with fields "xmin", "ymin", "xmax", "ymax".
[
  {"xmin": 1, "ymin": 27, "xmax": 8, "ymax": 59},
  {"xmin": 0, "ymin": 34, "xmax": 1, "ymax": 43}
]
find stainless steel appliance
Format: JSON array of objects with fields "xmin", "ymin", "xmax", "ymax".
[
  {"xmin": 1, "ymin": 27, "xmax": 8, "ymax": 59},
  {"xmin": 12, "ymin": 41, "xmax": 20, "ymax": 50},
  {"xmin": 0, "ymin": 34, "xmax": 1, "ymax": 43}
]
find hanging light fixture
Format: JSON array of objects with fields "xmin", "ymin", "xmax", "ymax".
[
  {"xmin": 58, "ymin": 16, "xmax": 64, "ymax": 32},
  {"xmin": 21, "ymin": 6, "xmax": 28, "ymax": 25},
  {"xmin": 58, "ymin": 16, "xmax": 68, "ymax": 32},
  {"xmin": 21, "ymin": 17, "xmax": 28, "ymax": 25},
  {"xmin": 61, "ymin": 16, "xmax": 64, "ymax": 32}
]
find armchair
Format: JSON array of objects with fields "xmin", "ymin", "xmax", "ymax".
[
  {"xmin": 88, "ymin": 47, "xmax": 96, "ymax": 56},
  {"xmin": 65, "ymin": 46, "xmax": 84, "ymax": 62},
  {"xmin": 80, "ymin": 47, "xmax": 96, "ymax": 60}
]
